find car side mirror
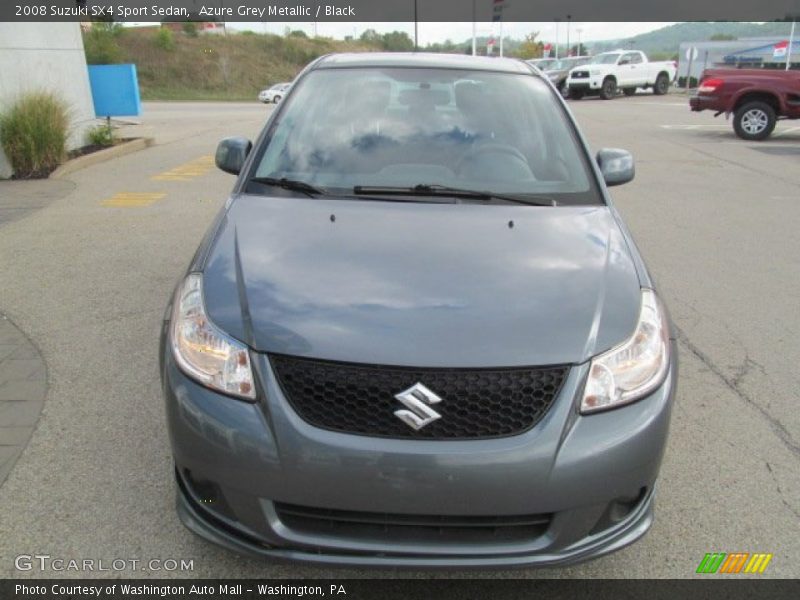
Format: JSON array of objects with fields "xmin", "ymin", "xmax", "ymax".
[
  {"xmin": 596, "ymin": 148, "xmax": 635, "ymax": 187},
  {"xmin": 215, "ymin": 137, "xmax": 252, "ymax": 175}
]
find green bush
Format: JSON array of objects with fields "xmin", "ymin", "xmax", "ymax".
[
  {"xmin": 154, "ymin": 27, "xmax": 176, "ymax": 51},
  {"xmin": 0, "ymin": 92, "xmax": 69, "ymax": 178},
  {"xmin": 83, "ymin": 23, "xmax": 125, "ymax": 64},
  {"xmin": 182, "ymin": 22, "xmax": 199, "ymax": 38},
  {"xmin": 86, "ymin": 123, "xmax": 115, "ymax": 147}
]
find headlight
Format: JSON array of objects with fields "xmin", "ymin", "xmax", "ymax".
[
  {"xmin": 581, "ymin": 289, "xmax": 670, "ymax": 414},
  {"xmin": 170, "ymin": 273, "xmax": 256, "ymax": 400}
]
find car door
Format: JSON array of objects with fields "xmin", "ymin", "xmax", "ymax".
[
  {"xmin": 627, "ymin": 52, "xmax": 648, "ymax": 86},
  {"xmin": 617, "ymin": 52, "xmax": 637, "ymax": 87}
]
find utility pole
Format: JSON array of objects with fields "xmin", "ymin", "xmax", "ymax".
[{"xmin": 576, "ymin": 28, "xmax": 582, "ymax": 56}]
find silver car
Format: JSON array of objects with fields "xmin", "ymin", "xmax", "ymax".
[
  {"xmin": 162, "ymin": 53, "xmax": 677, "ymax": 568},
  {"xmin": 258, "ymin": 82, "xmax": 291, "ymax": 104}
]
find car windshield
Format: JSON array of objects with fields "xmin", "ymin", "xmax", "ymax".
[
  {"xmin": 590, "ymin": 53, "xmax": 622, "ymax": 65},
  {"xmin": 549, "ymin": 58, "xmax": 580, "ymax": 70},
  {"xmin": 531, "ymin": 59, "xmax": 558, "ymax": 70},
  {"xmin": 251, "ymin": 67, "xmax": 599, "ymax": 205}
]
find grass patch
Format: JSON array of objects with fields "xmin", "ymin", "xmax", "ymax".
[
  {"xmin": 91, "ymin": 28, "xmax": 378, "ymax": 102},
  {"xmin": 0, "ymin": 91, "xmax": 69, "ymax": 179}
]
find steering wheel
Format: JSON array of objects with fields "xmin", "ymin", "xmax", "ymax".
[{"xmin": 455, "ymin": 143, "xmax": 530, "ymax": 175}]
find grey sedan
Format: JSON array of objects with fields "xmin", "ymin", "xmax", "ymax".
[{"xmin": 161, "ymin": 52, "xmax": 677, "ymax": 568}]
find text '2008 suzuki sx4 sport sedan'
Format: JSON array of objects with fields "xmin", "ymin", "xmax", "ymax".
[{"xmin": 160, "ymin": 53, "xmax": 677, "ymax": 568}]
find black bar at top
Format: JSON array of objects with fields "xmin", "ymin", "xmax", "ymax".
[{"xmin": 4, "ymin": 0, "xmax": 800, "ymax": 23}]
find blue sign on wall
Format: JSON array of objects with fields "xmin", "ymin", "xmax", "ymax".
[{"xmin": 87, "ymin": 64, "xmax": 141, "ymax": 117}]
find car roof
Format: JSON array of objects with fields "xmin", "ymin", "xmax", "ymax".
[{"xmin": 314, "ymin": 52, "xmax": 534, "ymax": 75}]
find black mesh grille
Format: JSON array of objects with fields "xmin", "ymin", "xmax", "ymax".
[
  {"xmin": 270, "ymin": 355, "xmax": 569, "ymax": 439},
  {"xmin": 274, "ymin": 502, "xmax": 551, "ymax": 545},
  {"xmin": 572, "ymin": 71, "xmax": 590, "ymax": 79}
]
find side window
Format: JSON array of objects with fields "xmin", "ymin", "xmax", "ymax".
[{"xmin": 627, "ymin": 52, "xmax": 643, "ymax": 65}]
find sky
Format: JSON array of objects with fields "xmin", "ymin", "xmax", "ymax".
[{"xmin": 227, "ymin": 22, "xmax": 677, "ymax": 45}]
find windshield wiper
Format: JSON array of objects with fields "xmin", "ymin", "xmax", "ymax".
[
  {"xmin": 353, "ymin": 184, "xmax": 556, "ymax": 206},
  {"xmin": 249, "ymin": 177, "xmax": 328, "ymax": 197}
]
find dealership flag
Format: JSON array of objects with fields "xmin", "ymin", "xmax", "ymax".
[{"xmin": 773, "ymin": 40, "xmax": 789, "ymax": 58}]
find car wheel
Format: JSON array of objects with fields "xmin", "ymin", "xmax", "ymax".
[
  {"xmin": 600, "ymin": 77, "xmax": 617, "ymax": 100},
  {"xmin": 558, "ymin": 83, "xmax": 570, "ymax": 99},
  {"xmin": 622, "ymin": 88, "xmax": 636, "ymax": 97},
  {"xmin": 568, "ymin": 89, "xmax": 585, "ymax": 100},
  {"xmin": 733, "ymin": 101, "xmax": 776, "ymax": 141},
  {"xmin": 274, "ymin": 95, "xmax": 282, "ymax": 104},
  {"xmin": 653, "ymin": 74, "xmax": 669, "ymax": 96}
]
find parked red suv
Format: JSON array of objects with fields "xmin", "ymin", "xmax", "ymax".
[{"xmin": 690, "ymin": 68, "xmax": 800, "ymax": 140}]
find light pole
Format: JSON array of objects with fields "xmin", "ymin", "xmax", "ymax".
[
  {"xmin": 576, "ymin": 28, "xmax": 582, "ymax": 56},
  {"xmin": 414, "ymin": 0, "xmax": 418, "ymax": 51},
  {"xmin": 471, "ymin": 0, "xmax": 476, "ymax": 56},
  {"xmin": 554, "ymin": 19, "xmax": 560, "ymax": 59},
  {"xmin": 566, "ymin": 15, "xmax": 572, "ymax": 57}
]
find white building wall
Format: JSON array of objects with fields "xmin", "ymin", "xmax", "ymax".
[{"xmin": 0, "ymin": 23, "xmax": 95, "ymax": 178}]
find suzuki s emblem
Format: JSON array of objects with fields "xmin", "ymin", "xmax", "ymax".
[{"xmin": 394, "ymin": 383, "xmax": 442, "ymax": 430}]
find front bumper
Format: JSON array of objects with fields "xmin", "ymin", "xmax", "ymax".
[
  {"xmin": 567, "ymin": 78, "xmax": 602, "ymax": 92},
  {"xmin": 162, "ymin": 342, "xmax": 677, "ymax": 567}
]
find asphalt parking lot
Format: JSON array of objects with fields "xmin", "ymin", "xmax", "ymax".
[{"xmin": 0, "ymin": 92, "xmax": 798, "ymax": 579}]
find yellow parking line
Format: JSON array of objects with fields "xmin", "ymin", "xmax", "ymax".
[
  {"xmin": 152, "ymin": 155, "xmax": 215, "ymax": 182},
  {"xmin": 101, "ymin": 192, "xmax": 166, "ymax": 207}
]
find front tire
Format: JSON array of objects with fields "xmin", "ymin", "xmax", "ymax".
[
  {"xmin": 733, "ymin": 101, "xmax": 776, "ymax": 141},
  {"xmin": 600, "ymin": 77, "xmax": 617, "ymax": 100},
  {"xmin": 558, "ymin": 82, "xmax": 569, "ymax": 99},
  {"xmin": 273, "ymin": 95, "xmax": 282, "ymax": 104},
  {"xmin": 653, "ymin": 73, "xmax": 669, "ymax": 96}
]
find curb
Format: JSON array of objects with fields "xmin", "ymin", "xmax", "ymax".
[{"xmin": 51, "ymin": 137, "xmax": 156, "ymax": 179}]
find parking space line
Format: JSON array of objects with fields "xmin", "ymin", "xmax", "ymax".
[
  {"xmin": 100, "ymin": 192, "xmax": 166, "ymax": 207},
  {"xmin": 772, "ymin": 126, "xmax": 800, "ymax": 138},
  {"xmin": 151, "ymin": 155, "xmax": 215, "ymax": 182}
]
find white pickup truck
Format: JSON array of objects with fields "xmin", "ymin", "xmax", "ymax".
[{"xmin": 565, "ymin": 50, "xmax": 677, "ymax": 100}]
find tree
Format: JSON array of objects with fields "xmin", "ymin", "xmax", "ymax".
[
  {"xmin": 359, "ymin": 29, "xmax": 382, "ymax": 45},
  {"xmin": 381, "ymin": 31, "xmax": 414, "ymax": 52},
  {"xmin": 710, "ymin": 34, "xmax": 737, "ymax": 41},
  {"xmin": 515, "ymin": 32, "xmax": 543, "ymax": 59},
  {"xmin": 570, "ymin": 43, "xmax": 588, "ymax": 57}
]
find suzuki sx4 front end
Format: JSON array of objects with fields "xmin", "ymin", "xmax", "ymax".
[{"xmin": 160, "ymin": 53, "xmax": 677, "ymax": 568}]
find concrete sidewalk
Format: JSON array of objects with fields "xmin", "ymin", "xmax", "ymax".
[
  {"xmin": 0, "ymin": 179, "xmax": 75, "ymax": 228},
  {"xmin": 0, "ymin": 313, "xmax": 46, "ymax": 485}
]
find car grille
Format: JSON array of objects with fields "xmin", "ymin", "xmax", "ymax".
[
  {"xmin": 274, "ymin": 502, "xmax": 552, "ymax": 545},
  {"xmin": 269, "ymin": 354, "xmax": 569, "ymax": 439},
  {"xmin": 572, "ymin": 70, "xmax": 590, "ymax": 79}
]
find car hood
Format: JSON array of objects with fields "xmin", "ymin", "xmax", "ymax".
[{"xmin": 202, "ymin": 195, "xmax": 642, "ymax": 367}]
